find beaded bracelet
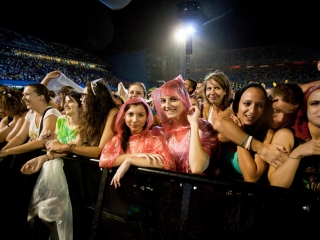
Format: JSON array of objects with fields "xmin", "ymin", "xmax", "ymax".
[{"xmin": 239, "ymin": 134, "xmax": 249, "ymax": 147}]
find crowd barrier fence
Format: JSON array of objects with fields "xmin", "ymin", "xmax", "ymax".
[
  {"xmin": 2, "ymin": 154, "xmax": 320, "ymax": 240},
  {"xmin": 64, "ymin": 156, "xmax": 320, "ymax": 240}
]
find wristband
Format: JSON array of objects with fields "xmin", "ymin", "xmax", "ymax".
[
  {"xmin": 239, "ymin": 134, "xmax": 249, "ymax": 147},
  {"xmin": 244, "ymin": 136, "xmax": 253, "ymax": 150}
]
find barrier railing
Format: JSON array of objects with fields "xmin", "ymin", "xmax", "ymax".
[{"xmin": 2, "ymin": 154, "xmax": 320, "ymax": 240}]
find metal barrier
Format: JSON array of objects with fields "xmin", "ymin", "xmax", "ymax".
[
  {"xmin": 63, "ymin": 156, "xmax": 320, "ymax": 240},
  {"xmin": 2, "ymin": 154, "xmax": 320, "ymax": 240}
]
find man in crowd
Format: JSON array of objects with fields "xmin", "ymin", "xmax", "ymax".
[{"xmin": 184, "ymin": 78, "xmax": 197, "ymax": 95}]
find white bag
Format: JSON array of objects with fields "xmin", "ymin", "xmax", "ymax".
[{"xmin": 28, "ymin": 158, "xmax": 73, "ymax": 240}]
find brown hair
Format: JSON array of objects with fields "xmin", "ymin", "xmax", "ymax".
[
  {"xmin": 78, "ymin": 80, "xmax": 117, "ymax": 146},
  {"xmin": 203, "ymin": 70, "xmax": 231, "ymax": 109}
]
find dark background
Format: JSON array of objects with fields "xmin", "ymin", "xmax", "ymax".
[{"xmin": 0, "ymin": 0, "xmax": 318, "ymax": 56}]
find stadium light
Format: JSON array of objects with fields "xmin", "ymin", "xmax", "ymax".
[{"xmin": 174, "ymin": 23, "xmax": 197, "ymax": 42}]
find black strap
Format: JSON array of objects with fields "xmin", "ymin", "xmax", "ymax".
[{"xmin": 38, "ymin": 107, "xmax": 53, "ymax": 137}]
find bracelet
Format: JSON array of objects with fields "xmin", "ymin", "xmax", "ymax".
[
  {"xmin": 7, "ymin": 124, "xmax": 12, "ymax": 129},
  {"xmin": 244, "ymin": 136, "xmax": 253, "ymax": 150},
  {"xmin": 288, "ymin": 156, "xmax": 301, "ymax": 160},
  {"xmin": 239, "ymin": 134, "xmax": 249, "ymax": 147},
  {"xmin": 45, "ymin": 154, "xmax": 50, "ymax": 161},
  {"xmin": 69, "ymin": 144, "xmax": 76, "ymax": 153}
]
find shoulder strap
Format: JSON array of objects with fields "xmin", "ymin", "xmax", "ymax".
[{"xmin": 38, "ymin": 107, "xmax": 53, "ymax": 137}]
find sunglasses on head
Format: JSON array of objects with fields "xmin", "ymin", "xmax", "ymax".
[{"xmin": 91, "ymin": 79, "xmax": 103, "ymax": 96}]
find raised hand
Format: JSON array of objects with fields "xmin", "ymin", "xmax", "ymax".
[
  {"xmin": 187, "ymin": 105, "xmax": 200, "ymax": 124},
  {"xmin": 230, "ymin": 113, "xmax": 244, "ymax": 129}
]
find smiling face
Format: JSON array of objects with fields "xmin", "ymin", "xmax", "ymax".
[
  {"xmin": 125, "ymin": 104, "xmax": 148, "ymax": 135},
  {"xmin": 307, "ymin": 88, "xmax": 320, "ymax": 129},
  {"xmin": 64, "ymin": 96, "xmax": 79, "ymax": 116},
  {"xmin": 128, "ymin": 84, "xmax": 145, "ymax": 99},
  {"xmin": 160, "ymin": 94, "xmax": 184, "ymax": 119},
  {"xmin": 237, "ymin": 87, "xmax": 266, "ymax": 126},
  {"xmin": 205, "ymin": 80, "xmax": 226, "ymax": 107},
  {"xmin": 22, "ymin": 86, "xmax": 42, "ymax": 110}
]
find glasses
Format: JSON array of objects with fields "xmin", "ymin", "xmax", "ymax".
[{"xmin": 91, "ymin": 78, "xmax": 103, "ymax": 96}]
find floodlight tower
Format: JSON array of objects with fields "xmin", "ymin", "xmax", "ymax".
[{"xmin": 176, "ymin": 1, "xmax": 199, "ymax": 78}]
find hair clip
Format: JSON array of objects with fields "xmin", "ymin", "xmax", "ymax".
[{"xmin": 91, "ymin": 78, "xmax": 103, "ymax": 96}]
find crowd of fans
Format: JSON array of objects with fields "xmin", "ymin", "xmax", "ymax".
[
  {"xmin": 0, "ymin": 28, "xmax": 132, "ymax": 89},
  {"xmin": 1, "ymin": 26, "xmax": 320, "ymax": 239}
]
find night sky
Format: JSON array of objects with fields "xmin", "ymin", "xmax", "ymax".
[{"xmin": 0, "ymin": 0, "xmax": 318, "ymax": 57}]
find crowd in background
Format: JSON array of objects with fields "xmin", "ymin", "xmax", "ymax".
[{"xmin": 2, "ymin": 27, "xmax": 320, "ymax": 92}]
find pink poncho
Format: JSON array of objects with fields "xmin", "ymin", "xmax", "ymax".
[
  {"xmin": 99, "ymin": 97, "xmax": 176, "ymax": 171},
  {"xmin": 151, "ymin": 75, "xmax": 220, "ymax": 175}
]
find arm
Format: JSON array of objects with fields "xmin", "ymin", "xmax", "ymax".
[
  {"xmin": 214, "ymin": 108, "xmax": 287, "ymax": 164},
  {"xmin": 268, "ymin": 131, "xmax": 320, "ymax": 188},
  {"xmin": 0, "ymin": 117, "xmax": 15, "ymax": 143},
  {"xmin": 111, "ymin": 155, "xmax": 163, "ymax": 188},
  {"xmin": 238, "ymin": 129, "xmax": 274, "ymax": 182},
  {"xmin": 48, "ymin": 108, "xmax": 119, "ymax": 158},
  {"xmin": 113, "ymin": 153, "xmax": 163, "ymax": 167},
  {"xmin": 40, "ymin": 70, "xmax": 61, "ymax": 86},
  {"xmin": 21, "ymin": 147, "xmax": 79, "ymax": 175},
  {"xmin": 0, "ymin": 114, "xmax": 57, "ymax": 156},
  {"xmin": 299, "ymin": 80, "xmax": 320, "ymax": 93},
  {"xmin": 6, "ymin": 113, "xmax": 27, "ymax": 142},
  {"xmin": 20, "ymin": 151, "xmax": 70, "ymax": 175},
  {"xmin": 188, "ymin": 105, "xmax": 208, "ymax": 174},
  {"xmin": 0, "ymin": 116, "xmax": 8, "ymax": 130},
  {"xmin": 1, "ymin": 118, "xmax": 30, "ymax": 151}
]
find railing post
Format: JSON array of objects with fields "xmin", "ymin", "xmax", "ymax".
[
  {"xmin": 180, "ymin": 183, "xmax": 192, "ymax": 238},
  {"xmin": 90, "ymin": 168, "xmax": 109, "ymax": 240}
]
